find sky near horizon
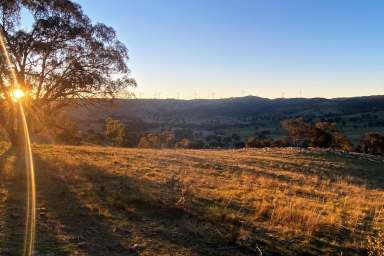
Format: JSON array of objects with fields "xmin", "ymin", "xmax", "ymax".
[{"xmin": 75, "ymin": 0, "xmax": 384, "ymax": 99}]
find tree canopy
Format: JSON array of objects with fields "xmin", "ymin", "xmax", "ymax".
[
  {"xmin": 281, "ymin": 118, "xmax": 353, "ymax": 151},
  {"xmin": 0, "ymin": 0, "xmax": 136, "ymax": 144}
]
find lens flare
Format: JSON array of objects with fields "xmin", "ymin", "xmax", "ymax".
[
  {"xmin": 19, "ymin": 103, "xmax": 36, "ymax": 256},
  {"xmin": 11, "ymin": 88, "xmax": 25, "ymax": 101},
  {"xmin": 0, "ymin": 31, "xmax": 36, "ymax": 255}
]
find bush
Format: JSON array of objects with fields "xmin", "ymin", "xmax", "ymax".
[
  {"xmin": 280, "ymin": 118, "xmax": 353, "ymax": 151},
  {"xmin": 138, "ymin": 130, "xmax": 175, "ymax": 148},
  {"xmin": 313, "ymin": 122, "xmax": 353, "ymax": 151},
  {"xmin": 174, "ymin": 129, "xmax": 194, "ymax": 140},
  {"xmin": 360, "ymin": 133, "xmax": 384, "ymax": 155},
  {"xmin": 123, "ymin": 132, "xmax": 140, "ymax": 147},
  {"xmin": 281, "ymin": 118, "xmax": 312, "ymax": 146},
  {"xmin": 56, "ymin": 120, "xmax": 81, "ymax": 145},
  {"xmin": 246, "ymin": 137, "xmax": 273, "ymax": 148},
  {"xmin": 272, "ymin": 138, "xmax": 290, "ymax": 147},
  {"xmin": 175, "ymin": 138, "xmax": 190, "ymax": 149},
  {"xmin": 84, "ymin": 129, "xmax": 105, "ymax": 145},
  {"xmin": 104, "ymin": 117, "xmax": 126, "ymax": 146}
]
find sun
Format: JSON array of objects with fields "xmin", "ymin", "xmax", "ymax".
[{"xmin": 10, "ymin": 88, "xmax": 25, "ymax": 102}]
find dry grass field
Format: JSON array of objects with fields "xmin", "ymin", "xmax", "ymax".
[{"xmin": 0, "ymin": 143, "xmax": 383, "ymax": 255}]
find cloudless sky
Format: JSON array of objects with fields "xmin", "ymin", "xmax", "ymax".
[{"xmin": 75, "ymin": 0, "xmax": 384, "ymax": 99}]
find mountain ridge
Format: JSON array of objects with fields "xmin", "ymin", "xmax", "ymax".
[{"xmin": 71, "ymin": 95, "xmax": 384, "ymax": 124}]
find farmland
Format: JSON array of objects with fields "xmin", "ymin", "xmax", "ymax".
[{"xmin": 0, "ymin": 143, "xmax": 383, "ymax": 255}]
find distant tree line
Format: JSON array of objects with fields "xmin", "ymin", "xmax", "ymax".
[
  {"xmin": 43, "ymin": 116, "xmax": 384, "ymax": 156},
  {"xmin": 246, "ymin": 118, "xmax": 384, "ymax": 155}
]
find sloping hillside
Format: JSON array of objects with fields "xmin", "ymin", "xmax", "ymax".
[
  {"xmin": 0, "ymin": 144, "xmax": 383, "ymax": 255},
  {"xmin": 66, "ymin": 96, "xmax": 384, "ymax": 145},
  {"xmin": 70, "ymin": 95, "xmax": 384, "ymax": 125}
]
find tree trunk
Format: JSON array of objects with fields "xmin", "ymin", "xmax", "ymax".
[
  {"xmin": 3, "ymin": 128, "xmax": 24, "ymax": 158},
  {"xmin": 3, "ymin": 104, "xmax": 24, "ymax": 156}
]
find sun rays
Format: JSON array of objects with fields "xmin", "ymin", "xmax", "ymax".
[{"xmin": 0, "ymin": 31, "xmax": 37, "ymax": 256}]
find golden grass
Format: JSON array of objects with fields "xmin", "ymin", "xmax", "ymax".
[{"xmin": 1, "ymin": 143, "xmax": 383, "ymax": 255}]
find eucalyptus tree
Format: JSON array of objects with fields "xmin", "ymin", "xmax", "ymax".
[{"xmin": 0, "ymin": 0, "xmax": 136, "ymax": 146}]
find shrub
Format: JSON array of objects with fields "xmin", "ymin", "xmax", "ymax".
[
  {"xmin": 360, "ymin": 133, "xmax": 384, "ymax": 155},
  {"xmin": 281, "ymin": 119, "xmax": 353, "ymax": 151},
  {"xmin": 246, "ymin": 136, "xmax": 273, "ymax": 148},
  {"xmin": 56, "ymin": 120, "xmax": 81, "ymax": 145},
  {"xmin": 84, "ymin": 129, "xmax": 105, "ymax": 145},
  {"xmin": 104, "ymin": 117, "xmax": 126, "ymax": 146},
  {"xmin": 138, "ymin": 130, "xmax": 175, "ymax": 148}
]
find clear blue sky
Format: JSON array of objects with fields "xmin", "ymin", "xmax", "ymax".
[{"xmin": 76, "ymin": 0, "xmax": 384, "ymax": 99}]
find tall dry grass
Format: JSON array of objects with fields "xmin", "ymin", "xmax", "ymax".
[{"xmin": 29, "ymin": 144, "xmax": 384, "ymax": 255}]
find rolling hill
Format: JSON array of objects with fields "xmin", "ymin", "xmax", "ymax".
[
  {"xmin": 0, "ymin": 143, "xmax": 383, "ymax": 255},
  {"xmin": 68, "ymin": 95, "xmax": 384, "ymax": 145},
  {"xmin": 71, "ymin": 95, "xmax": 384, "ymax": 125}
]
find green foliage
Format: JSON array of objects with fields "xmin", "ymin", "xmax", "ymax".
[
  {"xmin": 0, "ymin": 0, "xmax": 135, "ymax": 146},
  {"xmin": 103, "ymin": 117, "xmax": 126, "ymax": 146}
]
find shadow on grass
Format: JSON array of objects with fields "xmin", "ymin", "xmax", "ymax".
[
  {"xmin": 308, "ymin": 223, "xmax": 367, "ymax": 256},
  {"xmin": 34, "ymin": 154, "xmax": 264, "ymax": 256},
  {"xmin": 299, "ymin": 151, "xmax": 384, "ymax": 189},
  {"xmin": 172, "ymin": 151, "xmax": 384, "ymax": 189},
  {"xmin": 32, "ymin": 152, "xmax": 375, "ymax": 256},
  {"xmin": 0, "ymin": 146, "xmax": 70, "ymax": 255},
  {"xmin": 0, "ymin": 147, "xmax": 25, "ymax": 255},
  {"xmin": 34, "ymin": 155, "xmax": 137, "ymax": 256},
  {"xmin": 239, "ymin": 151, "xmax": 384, "ymax": 189}
]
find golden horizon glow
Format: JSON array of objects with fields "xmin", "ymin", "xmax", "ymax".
[{"xmin": 10, "ymin": 88, "xmax": 25, "ymax": 102}]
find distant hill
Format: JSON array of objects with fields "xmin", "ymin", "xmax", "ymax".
[
  {"xmin": 68, "ymin": 95, "xmax": 384, "ymax": 143},
  {"xmin": 71, "ymin": 95, "xmax": 384, "ymax": 124}
]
